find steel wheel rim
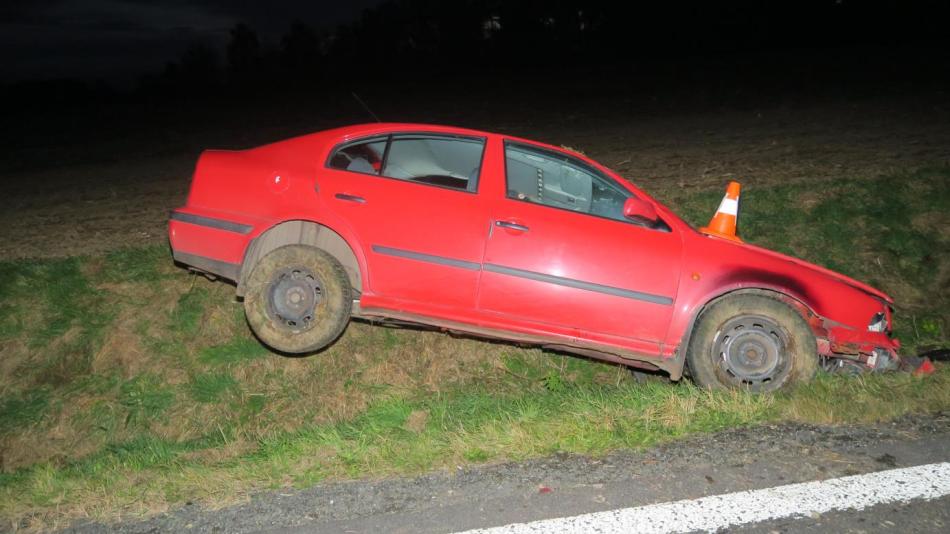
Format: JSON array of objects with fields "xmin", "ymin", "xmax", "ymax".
[
  {"xmin": 267, "ymin": 267, "xmax": 324, "ymax": 331},
  {"xmin": 713, "ymin": 314, "xmax": 789, "ymax": 385}
]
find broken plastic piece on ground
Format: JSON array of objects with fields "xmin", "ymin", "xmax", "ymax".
[
  {"xmin": 913, "ymin": 357, "xmax": 936, "ymax": 376},
  {"xmin": 897, "ymin": 354, "xmax": 936, "ymax": 375}
]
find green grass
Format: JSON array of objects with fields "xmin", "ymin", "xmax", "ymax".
[
  {"xmin": 98, "ymin": 246, "xmax": 174, "ymax": 284},
  {"xmin": 187, "ymin": 372, "xmax": 239, "ymax": 403},
  {"xmin": 1, "ymin": 370, "xmax": 947, "ymax": 519},
  {"xmin": 120, "ymin": 374, "xmax": 176, "ymax": 427},
  {"xmin": 199, "ymin": 337, "xmax": 269, "ymax": 365},
  {"xmin": 0, "ymin": 168, "xmax": 947, "ymax": 527},
  {"xmin": 0, "ymin": 389, "xmax": 50, "ymax": 434},
  {"xmin": 171, "ymin": 286, "xmax": 210, "ymax": 335},
  {"xmin": 0, "ymin": 256, "xmax": 105, "ymax": 347}
]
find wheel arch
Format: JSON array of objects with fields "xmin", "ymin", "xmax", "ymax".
[
  {"xmin": 675, "ymin": 287, "xmax": 820, "ymax": 374},
  {"xmin": 236, "ymin": 219, "xmax": 364, "ymax": 297}
]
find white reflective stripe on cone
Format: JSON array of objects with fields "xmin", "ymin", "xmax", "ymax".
[{"xmin": 717, "ymin": 197, "xmax": 739, "ymax": 216}]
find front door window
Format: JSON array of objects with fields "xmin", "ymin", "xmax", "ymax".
[{"xmin": 505, "ymin": 142, "xmax": 631, "ymax": 223}]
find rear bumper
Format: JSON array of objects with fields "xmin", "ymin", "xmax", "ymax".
[
  {"xmin": 171, "ymin": 249, "xmax": 241, "ymax": 281},
  {"xmin": 168, "ymin": 209, "xmax": 257, "ymax": 282}
]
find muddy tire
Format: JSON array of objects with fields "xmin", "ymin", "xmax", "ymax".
[
  {"xmin": 686, "ymin": 293, "xmax": 817, "ymax": 392},
  {"xmin": 244, "ymin": 245, "xmax": 351, "ymax": 353}
]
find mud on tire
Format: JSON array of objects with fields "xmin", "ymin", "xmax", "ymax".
[
  {"xmin": 686, "ymin": 293, "xmax": 817, "ymax": 393},
  {"xmin": 244, "ymin": 245, "xmax": 352, "ymax": 353}
]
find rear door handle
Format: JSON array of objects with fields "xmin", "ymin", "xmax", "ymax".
[
  {"xmin": 335, "ymin": 193, "xmax": 366, "ymax": 204},
  {"xmin": 495, "ymin": 220, "xmax": 529, "ymax": 232}
]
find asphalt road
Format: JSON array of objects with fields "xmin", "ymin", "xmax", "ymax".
[
  {"xmin": 735, "ymin": 494, "xmax": 949, "ymax": 533},
  {"xmin": 64, "ymin": 413, "xmax": 950, "ymax": 534}
]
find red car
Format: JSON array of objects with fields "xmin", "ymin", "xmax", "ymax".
[{"xmin": 169, "ymin": 123, "xmax": 902, "ymax": 392}]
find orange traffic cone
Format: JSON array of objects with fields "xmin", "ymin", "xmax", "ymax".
[{"xmin": 700, "ymin": 181, "xmax": 743, "ymax": 242}]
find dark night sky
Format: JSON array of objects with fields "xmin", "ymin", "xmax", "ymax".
[
  {"xmin": 3, "ymin": 1, "xmax": 948, "ymax": 88},
  {"xmin": 0, "ymin": 0, "xmax": 382, "ymax": 85}
]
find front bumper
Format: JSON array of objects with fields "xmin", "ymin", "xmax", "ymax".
[{"xmin": 814, "ymin": 318, "xmax": 902, "ymax": 371}]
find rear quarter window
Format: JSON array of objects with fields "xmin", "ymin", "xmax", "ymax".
[{"xmin": 328, "ymin": 137, "xmax": 387, "ymax": 175}]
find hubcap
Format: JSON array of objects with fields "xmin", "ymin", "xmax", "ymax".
[
  {"xmin": 714, "ymin": 315, "xmax": 788, "ymax": 384},
  {"xmin": 267, "ymin": 267, "xmax": 323, "ymax": 331}
]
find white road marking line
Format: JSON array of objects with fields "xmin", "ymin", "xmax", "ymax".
[{"xmin": 457, "ymin": 462, "xmax": 950, "ymax": 534}]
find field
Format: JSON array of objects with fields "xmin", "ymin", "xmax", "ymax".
[{"xmin": 0, "ymin": 83, "xmax": 949, "ymax": 530}]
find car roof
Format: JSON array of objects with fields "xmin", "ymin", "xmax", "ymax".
[
  {"xmin": 324, "ymin": 123, "xmax": 491, "ymax": 142},
  {"xmin": 315, "ymin": 123, "xmax": 604, "ymax": 169},
  {"xmin": 252, "ymin": 123, "xmax": 494, "ymax": 156}
]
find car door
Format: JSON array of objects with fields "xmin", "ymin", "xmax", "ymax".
[
  {"xmin": 320, "ymin": 132, "xmax": 489, "ymax": 312},
  {"xmin": 477, "ymin": 140, "xmax": 682, "ymax": 353}
]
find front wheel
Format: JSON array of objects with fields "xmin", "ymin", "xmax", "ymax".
[
  {"xmin": 686, "ymin": 293, "xmax": 817, "ymax": 393},
  {"xmin": 244, "ymin": 245, "xmax": 352, "ymax": 353}
]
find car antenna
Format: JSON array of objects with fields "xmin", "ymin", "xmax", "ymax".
[{"xmin": 351, "ymin": 92, "xmax": 381, "ymax": 123}]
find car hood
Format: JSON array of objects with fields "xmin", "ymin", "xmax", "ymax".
[{"xmin": 703, "ymin": 234, "xmax": 894, "ymax": 304}]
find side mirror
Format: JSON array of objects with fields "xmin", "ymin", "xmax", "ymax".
[{"xmin": 623, "ymin": 197, "xmax": 658, "ymax": 223}]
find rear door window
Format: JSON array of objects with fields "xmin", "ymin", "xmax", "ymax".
[
  {"xmin": 328, "ymin": 134, "xmax": 484, "ymax": 192},
  {"xmin": 382, "ymin": 135, "xmax": 484, "ymax": 192}
]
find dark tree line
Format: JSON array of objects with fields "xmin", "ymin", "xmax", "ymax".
[{"xmin": 138, "ymin": 0, "xmax": 946, "ymax": 96}]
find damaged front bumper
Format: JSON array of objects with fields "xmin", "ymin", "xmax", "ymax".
[
  {"xmin": 822, "ymin": 326, "xmax": 901, "ymax": 370},
  {"xmin": 809, "ymin": 310, "xmax": 914, "ymax": 372},
  {"xmin": 813, "ymin": 317, "xmax": 935, "ymax": 375}
]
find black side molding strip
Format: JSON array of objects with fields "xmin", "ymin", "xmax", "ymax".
[
  {"xmin": 371, "ymin": 245, "xmax": 673, "ymax": 305},
  {"xmin": 372, "ymin": 245, "xmax": 481, "ymax": 271},
  {"xmin": 170, "ymin": 211, "xmax": 253, "ymax": 234},
  {"xmin": 483, "ymin": 263, "xmax": 674, "ymax": 305}
]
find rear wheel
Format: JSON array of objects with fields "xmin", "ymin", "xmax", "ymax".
[
  {"xmin": 244, "ymin": 245, "xmax": 351, "ymax": 353},
  {"xmin": 686, "ymin": 293, "xmax": 817, "ymax": 392}
]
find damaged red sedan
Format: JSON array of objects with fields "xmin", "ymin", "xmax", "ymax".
[{"xmin": 169, "ymin": 123, "xmax": 903, "ymax": 392}]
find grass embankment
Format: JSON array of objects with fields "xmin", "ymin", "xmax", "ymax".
[{"xmin": 0, "ymin": 168, "xmax": 948, "ymax": 528}]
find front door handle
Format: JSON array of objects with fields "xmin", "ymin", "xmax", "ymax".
[
  {"xmin": 335, "ymin": 193, "xmax": 366, "ymax": 204},
  {"xmin": 495, "ymin": 220, "xmax": 529, "ymax": 232}
]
